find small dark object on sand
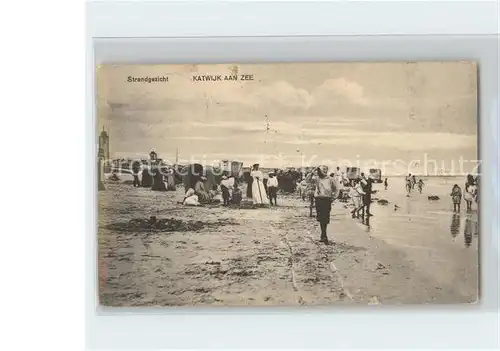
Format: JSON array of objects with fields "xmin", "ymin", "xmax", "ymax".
[
  {"xmin": 106, "ymin": 217, "xmax": 237, "ymax": 233},
  {"xmin": 428, "ymin": 195, "xmax": 440, "ymax": 201},
  {"xmin": 239, "ymin": 199, "xmax": 255, "ymax": 209},
  {"xmin": 377, "ymin": 199, "xmax": 389, "ymax": 205}
]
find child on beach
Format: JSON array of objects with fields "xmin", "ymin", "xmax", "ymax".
[
  {"xmin": 220, "ymin": 175, "xmax": 232, "ymax": 206},
  {"xmin": 464, "ymin": 174, "xmax": 476, "ymax": 211},
  {"xmin": 299, "ymin": 178, "xmax": 307, "ymax": 201},
  {"xmin": 349, "ymin": 178, "xmax": 365, "ymax": 219},
  {"xmin": 305, "ymin": 170, "xmax": 317, "ymax": 217},
  {"xmin": 450, "ymin": 184, "xmax": 462, "ymax": 212},
  {"xmin": 267, "ymin": 173, "xmax": 279, "ymax": 206},
  {"xmin": 231, "ymin": 185, "xmax": 242, "ymax": 206}
]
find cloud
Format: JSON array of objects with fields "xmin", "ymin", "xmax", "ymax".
[
  {"xmin": 101, "ymin": 65, "xmax": 372, "ymax": 112},
  {"xmin": 282, "ymin": 131, "xmax": 476, "ymax": 151},
  {"xmin": 312, "ymin": 78, "xmax": 368, "ymax": 105},
  {"xmin": 255, "ymin": 81, "xmax": 314, "ymax": 108}
]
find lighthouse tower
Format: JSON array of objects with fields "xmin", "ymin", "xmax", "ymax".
[{"xmin": 99, "ymin": 127, "xmax": 110, "ymax": 161}]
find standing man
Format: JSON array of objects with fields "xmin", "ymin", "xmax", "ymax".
[
  {"xmin": 267, "ymin": 172, "xmax": 278, "ymax": 206},
  {"xmin": 313, "ymin": 165, "xmax": 339, "ymax": 244},
  {"xmin": 360, "ymin": 173, "xmax": 373, "ymax": 219}
]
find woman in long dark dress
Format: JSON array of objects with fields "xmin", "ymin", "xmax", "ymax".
[
  {"xmin": 151, "ymin": 166, "xmax": 167, "ymax": 191},
  {"xmin": 245, "ymin": 172, "xmax": 253, "ymax": 199},
  {"xmin": 141, "ymin": 166, "xmax": 153, "ymax": 187}
]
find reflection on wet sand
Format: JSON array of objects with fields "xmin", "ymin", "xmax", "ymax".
[
  {"xmin": 464, "ymin": 217, "xmax": 477, "ymax": 248},
  {"xmin": 362, "ymin": 215, "xmax": 370, "ymax": 229},
  {"xmin": 450, "ymin": 213, "xmax": 461, "ymax": 239}
]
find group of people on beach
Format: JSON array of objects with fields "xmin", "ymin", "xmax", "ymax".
[
  {"xmin": 450, "ymin": 174, "xmax": 479, "ymax": 212},
  {"xmin": 182, "ymin": 172, "xmax": 243, "ymax": 207},
  {"xmin": 294, "ymin": 166, "xmax": 378, "ymax": 244},
  {"xmin": 404, "ymin": 173, "xmax": 425, "ymax": 195},
  {"xmin": 124, "ymin": 158, "xmax": 479, "ymax": 243}
]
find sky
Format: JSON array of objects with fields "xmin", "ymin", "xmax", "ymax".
[{"xmin": 97, "ymin": 62, "xmax": 478, "ymax": 175}]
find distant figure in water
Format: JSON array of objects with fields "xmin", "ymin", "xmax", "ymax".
[
  {"xmin": 359, "ymin": 174, "xmax": 373, "ymax": 219},
  {"xmin": 411, "ymin": 175, "xmax": 417, "ymax": 189},
  {"xmin": 405, "ymin": 173, "xmax": 412, "ymax": 196},
  {"xmin": 450, "ymin": 184, "xmax": 462, "ymax": 212},
  {"xmin": 417, "ymin": 179, "xmax": 424, "ymax": 193},
  {"xmin": 349, "ymin": 177, "xmax": 365, "ymax": 219},
  {"xmin": 384, "ymin": 178, "xmax": 388, "ymax": 190},
  {"xmin": 464, "ymin": 174, "xmax": 476, "ymax": 212}
]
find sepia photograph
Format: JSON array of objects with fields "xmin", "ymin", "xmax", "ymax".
[{"xmin": 96, "ymin": 62, "xmax": 479, "ymax": 307}]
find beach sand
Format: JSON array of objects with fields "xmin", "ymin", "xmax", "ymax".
[{"xmin": 98, "ymin": 178, "xmax": 479, "ymax": 307}]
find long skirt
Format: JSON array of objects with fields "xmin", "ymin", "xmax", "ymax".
[
  {"xmin": 252, "ymin": 179, "xmax": 269, "ymax": 205},
  {"xmin": 315, "ymin": 197, "xmax": 332, "ymax": 224},
  {"xmin": 246, "ymin": 178, "xmax": 253, "ymax": 198}
]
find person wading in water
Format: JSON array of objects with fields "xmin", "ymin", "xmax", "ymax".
[
  {"xmin": 464, "ymin": 174, "xmax": 476, "ymax": 212},
  {"xmin": 417, "ymin": 179, "xmax": 424, "ymax": 194},
  {"xmin": 313, "ymin": 165, "xmax": 339, "ymax": 244}
]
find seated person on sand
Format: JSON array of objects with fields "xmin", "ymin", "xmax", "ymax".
[
  {"xmin": 183, "ymin": 188, "xmax": 200, "ymax": 206},
  {"xmin": 209, "ymin": 185, "xmax": 223, "ymax": 204},
  {"xmin": 194, "ymin": 176, "xmax": 211, "ymax": 204}
]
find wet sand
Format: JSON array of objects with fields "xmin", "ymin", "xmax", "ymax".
[{"xmin": 98, "ymin": 179, "xmax": 479, "ymax": 307}]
